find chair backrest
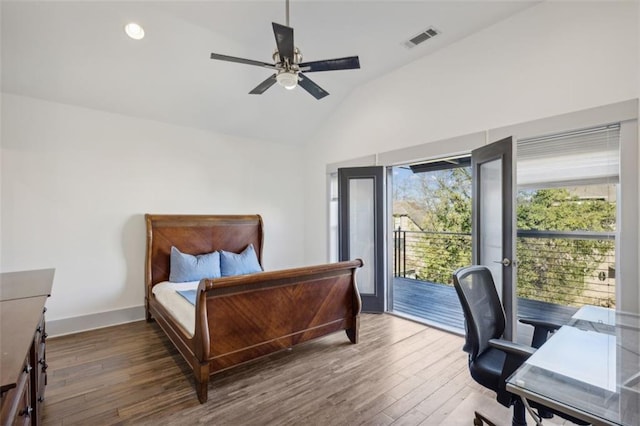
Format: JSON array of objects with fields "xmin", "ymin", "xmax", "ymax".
[{"xmin": 452, "ymin": 265, "xmax": 506, "ymax": 361}]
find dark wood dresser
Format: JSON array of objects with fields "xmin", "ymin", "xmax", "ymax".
[{"xmin": 0, "ymin": 269, "xmax": 54, "ymax": 426}]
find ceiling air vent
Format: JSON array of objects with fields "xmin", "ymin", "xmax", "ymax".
[{"xmin": 404, "ymin": 27, "xmax": 440, "ymax": 49}]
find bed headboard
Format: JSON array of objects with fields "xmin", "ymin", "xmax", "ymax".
[{"xmin": 144, "ymin": 214, "xmax": 264, "ymax": 287}]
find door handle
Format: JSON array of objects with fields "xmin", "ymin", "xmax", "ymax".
[{"xmin": 493, "ymin": 258, "xmax": 511, "ymax": 266}]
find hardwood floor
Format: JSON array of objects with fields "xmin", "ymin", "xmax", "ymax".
[{"xmin": 41, "ymin": 314, "xmax": 559, "ymax": 425}]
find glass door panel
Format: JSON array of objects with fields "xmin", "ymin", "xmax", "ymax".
[
  {"xmin": 472, "ymin": 137, "xmax": 517, "ymax": 339},
  {"xmin": 349, "ymin": 178, "xmax": 375, "ymax": 294},
  {"xmin": 339, "ymin": 166, "xmax": 385, "ymax": 313},
  {"xmin": 479, "ymin": 158, "xmax": 504, "ymax": 300}
]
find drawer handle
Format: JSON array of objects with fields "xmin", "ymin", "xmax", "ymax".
[
  {"xmin": 39, "ymin": 359, "xmax": 48, "ymax": 371},
  {"xmin": 36, "ymin": 325, "xmax": 42, "ymax": 333},
  {"xmin": 38, "ymin": 396, "xmax": 45, "ymax": 403},
  {"xmin": 42, "ymin": 332, "xmax": 48, "ymax": 341},
  {"xmin": 24, "ymin": 364, "xmax": 32, "ymax": 374},
  {"xmin": 20, "ymin": 406, "xmax": 33, "ymax": 417}
]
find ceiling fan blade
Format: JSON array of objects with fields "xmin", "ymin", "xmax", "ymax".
[
  {"xmin": 299, "ymin": 56, "xmax": 361, "ymax": 73},
  {"xmin": 272, "ymin": 22, "xmax": 294, "ymax": 64},
  {"xmin": 210, "ymin": 53, "xmax": 277, "ymax": 70},
  {"xmin": 298, "ymin": 73, "xmax": 329, "ymax": 100},
  {"xmin": 249, "ymin": 74, "xmax": 277, "ymax": 95}
]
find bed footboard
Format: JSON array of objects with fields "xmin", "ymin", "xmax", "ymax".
[{"xmin": 192, "ymin": 259, "xmax": 363, "ymax": 403}]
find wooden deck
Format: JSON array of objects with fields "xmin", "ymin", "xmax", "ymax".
[{"xmin": 392, "ymin": 277, "xmax": 579, "ymax": 339}]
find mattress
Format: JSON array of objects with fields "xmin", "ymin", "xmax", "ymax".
[{"xmin": 152, "ymin": 281, "xmax": 198, "ymax": 337}]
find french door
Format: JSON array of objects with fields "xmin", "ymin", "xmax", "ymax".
[
  {"xmin": 471, "ymin": 137, "xmax": 517, "ymax": 340},
  {"xmin": 338, "ymin": 166, "xmax": 385, "ymax": 313}
]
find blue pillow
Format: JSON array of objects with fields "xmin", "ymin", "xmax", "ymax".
[
  {"xmin": 169, "ymin": 246, "xmax": 221, "ymax": 283},
  {"xmin": 220, "ymin": 244, "xmax": 263, "ymax": 277}
]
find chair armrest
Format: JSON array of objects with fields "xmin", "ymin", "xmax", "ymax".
[
  {"xmin": 519, "ymin": 316, "xmax": 564, "ymax": 348},
  {"xmin": 518, "ymin": 316, "xmax": 563, "ymax": 331},
  {"xmin": 489, "ymin": 338, "xmax": 536, "ymax": 359},
  {"xmin": 490, "ymin": 338, "xmax": 537, "ymax": 407}
]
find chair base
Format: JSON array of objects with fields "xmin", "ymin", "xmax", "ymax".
[
  {"xmin": 472, "ymin": 404, "xmax": 530, "ymax": 426},
  {"xmin": 513, "ymin": 398, "xmax": 530, "ymax": 426},
  {"xmin": 474, "ymin": 411, "xmax": 498, "ymax": 426},
  {"xmin": 475, "ymin": 399, "xmax": 530, "ymax": 426}
]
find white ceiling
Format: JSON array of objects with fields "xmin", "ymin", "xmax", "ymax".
[{"xmin": 1, "ymin": 1, "xmax": 537, "ymax": 146}]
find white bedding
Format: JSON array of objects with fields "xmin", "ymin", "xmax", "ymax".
[{"xmin": 152, "ymin": 281, "xmax": 198, "ymax": 337}]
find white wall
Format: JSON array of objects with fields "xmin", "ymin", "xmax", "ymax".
[
  {"xmin": 637, "ymin": 0, "xmax": 640, "ymax": 312},
  {"xmin": 2, "ymin": 1, "xmax": 638, "ymax": 327},
  {"xmin": 1, "ymin": 94, "xmax": 305, "ymax": 324},
  {"xmin": 303, "ymin": 0, "xmax": 639, "ymax": 264}
]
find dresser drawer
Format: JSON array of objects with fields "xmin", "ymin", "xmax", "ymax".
[
  {"xmin": 0, "ymin": 271, "xmax": 52, "ymax": 426},
  {"xmin": 34, "ymin": 315, "xmax": 46, "ymax": 351},
  {"xmin": 35, "ymin": 342, "xmax": 46, "ymax": 410},
  {"xmin": 37, "ymin": 341, "xmax": 47, "ymax": 387},
  {"xmin": 30, "ymin": 314, "xmax": 47, "ymax": 426},
  {"xmin": 0, "ymin": 361, "xmax": 33, "ymax": 426}
]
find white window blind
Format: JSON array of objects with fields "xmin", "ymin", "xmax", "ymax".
[{"xmin": 517, "ymin": 124, "xmax": 620, "ymax": 189}]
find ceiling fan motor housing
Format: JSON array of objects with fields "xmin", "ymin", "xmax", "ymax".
[{"xmin": 273, "ymin": 47, "xmax": 303, "ymax": 70}]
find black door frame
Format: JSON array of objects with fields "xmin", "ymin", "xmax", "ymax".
[
  {"xmin": 338, "ymin": 166, "xmax": 385, "ymax": 313},
  {"xmin": 471, "ymin": 136, "xmax": 517, "ymax": 340}
]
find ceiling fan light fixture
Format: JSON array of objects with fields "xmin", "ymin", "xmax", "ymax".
[
  {"xmin": 276, "ymin": 71, "xmax": 298, "ymax": 90},
  {"xmin": 124, "ymin": 22, "xmax": 145, "ymax": 40}
]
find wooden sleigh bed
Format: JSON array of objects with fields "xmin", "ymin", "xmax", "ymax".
[{"xmin": 144, "ymin": 214, "xmax": 363, "ymax": 403}]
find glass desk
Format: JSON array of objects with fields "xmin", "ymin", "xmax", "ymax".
[{"xmin": 506, "ymin": 306, "xmax": 639, "ymax": 425}]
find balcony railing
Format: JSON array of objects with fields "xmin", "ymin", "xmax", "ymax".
[{"xmin": 393, "ymin": 228, "xmax": 616, "ymax": 308}]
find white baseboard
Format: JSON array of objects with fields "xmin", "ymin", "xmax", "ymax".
[{"xmin": 46, "ymin": 305, "xmax": 146, "ymax": 337}]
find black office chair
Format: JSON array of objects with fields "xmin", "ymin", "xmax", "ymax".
[{"xmin": 452, "ymin": 265, "xmax": 589, "ymax": 426}]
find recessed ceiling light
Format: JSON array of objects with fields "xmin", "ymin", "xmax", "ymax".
[{"xmin": 124, "ymin": 22, "xmax": 145, "ymax": 40}]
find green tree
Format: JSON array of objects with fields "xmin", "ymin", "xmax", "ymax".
[
  {"xmin": 394, "ymin": 167, "xmax": 616, "ymax": 306},
  {"xmin": 395, "ymin": 167, "xmax": 472, "ymax": 284},
  {"xmin": 516, "ymin": 189, "xmax": 615, "ymax": 306}
]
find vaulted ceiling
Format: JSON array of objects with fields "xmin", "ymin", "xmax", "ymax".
[{"xmin": 1, "ymin": 1, "xmax": 537, "ymax": 145}]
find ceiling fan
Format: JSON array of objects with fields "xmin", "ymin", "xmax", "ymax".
[{"xmin": 210, "ymin": 0, "xmax": 360, "ymax": 100}]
